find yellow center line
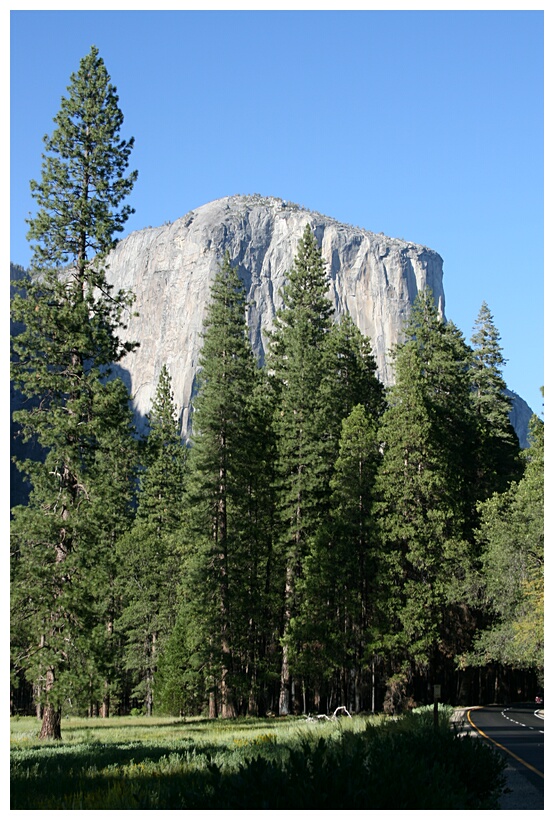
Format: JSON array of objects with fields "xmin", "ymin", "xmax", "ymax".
[{"xmin": 467, "ymin": 708, "xmax": 544, "ymax": 779}]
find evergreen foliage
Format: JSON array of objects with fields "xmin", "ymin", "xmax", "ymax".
[
  {"xmin": 266, "ymin": 225, "xmax": 335, "ymax": 714},
  {"xmin": 470, "ymin": 302, "xmax": 522, "ymax": 499},
  {"xmin": 317, "ymin": 314, "xmax": 385, "ymax": 471},
  {"xmin": 10, "ymin": 56, "xmax": 540, "ymax": 718},
  {"xmin": 375, "ymin": 289, "xmax": 478, "ymax": 685},
  {"xmin": 268, "ymin": 224, "xmax": 335, "ymax": 541},
  {"xmin": 171, "ymin": 253, "xmax": 276, "ymax": 717},
  {"xmin": 116, "ymin": 366, "xmax": 187, "ymax": 715},
  {"xmin": 10, "ymin": 46, "xmax": 138, "ymax": 738},
  {"xmin": 26, "ymin": 45, "xmax": 136, "ymax": 272},
  {"xmin": 469, "ymin": 412, "xmax": 544, "ymax": 676},
  {"xmin": 290, "ymin": 404, "xmax": 382, "ymax": 708}
]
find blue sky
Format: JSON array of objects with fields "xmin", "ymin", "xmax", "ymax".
[{"xmin": 9, "ymin": 7, "xmax": 544, "ymax": 414}]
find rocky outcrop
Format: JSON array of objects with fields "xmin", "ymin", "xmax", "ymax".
[
  {"xmin": 105, "ymin": 194, "xmax": 445, "ymax": 437},
  {"xmin": 506, "ymin": 389, "xmax": 533, "ymax": 448}
]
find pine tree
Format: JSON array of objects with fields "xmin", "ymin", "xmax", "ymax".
[
  {"xmin": 317, "ymin": 313, "xmax": 385, "ymax": 466},
  {"xmin": 134, "ymin": 365, "xmax": 186, "ymax": 535},
  {"xmin": 116, "ymin": 365, "xmax": 186, "ymax": 715},
  {"xmin": 267, "ymin": 224, "xmax": 335, "ymax": 715},
  {"xmin": 282, "ymin": 313, "xmax": 385, "ymax": 711},
  {"xmin": 470, "ymin": 301, "xmax": 522, "ymax": 500},
  {"xmin": 26, "ymin": 45, "xmax": 136, "ymax": 274},
  {"xmin": 375, "ymin": 289, "xmax": 477, "ymax": 700},
  {"xmin": 469, "ymin": 411, "xmax": 543, "ymax": 677},
  {"xmin": 10, "ymin": 46, "xmax": 137, "ymax": 739},
  {"xmin": 79, "ymin": 377, "xmax": 138, "ymax": 718},
  {"xmin": 176, "ymin": 254, "xmax": 275, "ymax": 717},
  {"xmin": 290, "ymin": 404, "xmax": 382, "ymax": 711}
]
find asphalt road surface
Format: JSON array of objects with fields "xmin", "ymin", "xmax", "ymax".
[{"xmin": 466, "ymin": 703, "xmax": 544, "ymax": 809}]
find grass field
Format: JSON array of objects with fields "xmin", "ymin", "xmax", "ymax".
[{"xmin": 10, "ymin": 707, "xmax": 506, "ymax": 809}]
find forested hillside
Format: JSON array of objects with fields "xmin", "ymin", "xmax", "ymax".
[{"xmin": 10, "ymin": 46, "xmax": 543, "ymax": 739}]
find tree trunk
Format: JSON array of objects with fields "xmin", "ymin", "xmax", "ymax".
[
  {"xmin": 147, "ymin": 630, "xmax": 158, "ymax": 717},
  {"xmin": 146, "ymin": 671, "xmax": 153, "ymax": 717},
  {"xmin": 220, "ymin": 635, "xmax": 236, "ymax": 719},
  {"xmin": 101, "ymin": 686, "xmax": 110, "ymax": 719},
  {"xmin": 220, "ymin": 671, "xmax": 236, "ymax": 718},
  {"xmin": 278, "ymin": 564, "xmax": 294, "ymax": 716},
  {"xmin": 34, "ymin": 683, "xmax": 43, "ymax": 720},
  {"xmin": 371, "ymin": 657, "xmax": 376, "ymax": 714},
  {"xmin": 248, "ymin": 680, "xmax": 258, "ymax": 717},
  {"xmin": 209, "ymin": 686, "xmax": 217, "ymax": 718},
  {"xmin": 39, "ymin": 702, "xmax": 62, "ymax": 740},
  {"xmin": 279, "ymin": 641, "xmax": 290, "ymax": 716},
  {"xmin": 292, "ymin": 678, "xmax": 302, "ymax": 714},
  {"xmin": 314, "ymin": 686, "xmax": 321, "ymax": 714},
  {"xmin": 39, "ymin": 668, "xmax": 62, "ymax": 740},
  {"xmin": 102, "ymin": 620, "xmax": 113, "ymax": 718}
]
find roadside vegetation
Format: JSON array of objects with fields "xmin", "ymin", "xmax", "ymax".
[{"xmin": 11, "ymin": 708, "xmax": 506, "ymax": 810}]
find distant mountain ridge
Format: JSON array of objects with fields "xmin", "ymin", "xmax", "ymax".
[{"xmin": 10, "ymin": 195, "xmax": 533, "ymax": 452}]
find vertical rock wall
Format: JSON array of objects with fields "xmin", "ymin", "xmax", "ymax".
[{"xmin": 105, "ymin": 194, "xmax": 445, "ymax": 437}]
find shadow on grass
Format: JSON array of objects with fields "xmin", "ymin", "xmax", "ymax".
[
  {"xmin": 11, "ymin": 718, "xmax": 507, "ymax": 810},
  {"xmin": 10, "ymin": 737, "xmax": 296, "ymax": 810}
]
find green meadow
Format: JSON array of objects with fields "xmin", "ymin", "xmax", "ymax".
[{"xmin": 10, "ymin": 707, "xmax": 506, "ymax": 809}]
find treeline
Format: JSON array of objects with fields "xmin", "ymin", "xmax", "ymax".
[{"xmin": 10, "ymin": 47, "xmax": 543, "ymax": 739}]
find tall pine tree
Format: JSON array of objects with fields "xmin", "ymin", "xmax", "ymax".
[
  {"xmin": 375, "ymin": 288, "xmax": 477, "ymax": 703},
  {"xmin": 267, "ymin": 224, "xmax": 335, "ymax": 715},
  {"xmin": 176, "ymin": 253, "xmax": 275, "ymax": 717},
  {"xmin": 290, "ymin": 403, "xmax": 382, "ymax": 712},
  {"xmin": 470, "ymin": 301, "xmax": 522, "ymax": 500},
  {"xmin": 116, "ymin": 365, "xmax": 186, "ymax": 715},
  {"xmin": 469, "ymin": 411, "xmax": 543, "ymax": 678},
  {"xmin": 317, "ymin": 313, "xmax": 385, "ymax": 469},
  {"xmin": 79, "ymin": 377, "xmax": 138, "ymax": 718},
  {"xmin": 284, "ymin": 313, "xmax": 385, "ymax": 712},
  {"xmin": 10, "ymin": 46, "xmax": 137, "ymax": 739}
]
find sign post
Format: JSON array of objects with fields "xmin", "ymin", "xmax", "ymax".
[{"xmin": 433, "ymin": 684, "xmax": 441, "ymax": 730}]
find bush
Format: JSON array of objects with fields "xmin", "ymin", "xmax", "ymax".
[{"xmin": 383, "ymin": 672, "xmax": 416, "ymax": 715}]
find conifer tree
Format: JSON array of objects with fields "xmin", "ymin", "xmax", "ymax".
[
  {"xmin": 267, "ymin": 224, "xmax": 335, "ymax": 715},
  {"xmin": 283, "ymin": 313, "xmax": 385, "ymax": 710},
  {"xmin": 10, "ymin": 46, "xmax": 137, "ymax": 738},
  {"xmin": 469, "ymin": 411, "xmax": 543, "ymax": 677},
  {"xmin": 470, "ymin": 301, "xmax": 522, "ymax": 500},
  {"xmin": 134, "ymin": 365, "xmax": 186, "ymax": 534},
  {"xmin": 375, "ymin": 289, "xmax": 477, "ymax": 699},
  {"xmin": 290, "ymin": 404, "xmax": 381, "ymax": 711},
  {"xmin": 177, "ymin": 254, "xmax": 275, "ymax": 717},
  {"xmin": 116, "ymin": 366, "xmax": 186, "ymax": 715},
  {"xmin": 317, "ymin": 314, "xmax": 385, "ymax": 467},
  {"xmin": 79, "ymin": 376, "xmax": 138, "ymax": 718}
]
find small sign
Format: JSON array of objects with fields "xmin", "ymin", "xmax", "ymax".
[{"xmin": 433, "ymin": 684, "xmax": 441, "ymax": 699}]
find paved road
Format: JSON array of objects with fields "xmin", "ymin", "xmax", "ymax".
[{"xmin": 466, "ymin": 703, "xmax": 543, "ymax": 809}]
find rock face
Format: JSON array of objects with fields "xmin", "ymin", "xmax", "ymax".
[
  {"xmin": 505, "ymin": 389, "xmax": 533, "ymax": 448},
  {"xmin": 106, "ymin": 194, "xmax": 445, "ymax": 437},
  {"xmin": 10, "ymin": 198, "xmax": 533, "ymax": 457}
]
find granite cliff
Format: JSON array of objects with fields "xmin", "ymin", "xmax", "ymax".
[
  {"xmin": 104, "ymin": 194, "xmax": 445, "ymax": 437},
  {"xmin": 11, "ymin": 194, "xmax": 532, "ymax": 456}
]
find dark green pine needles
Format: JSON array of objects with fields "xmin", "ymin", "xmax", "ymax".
[{"xmin": 10, "ymin": 45, "xmax": 138, "ymax": 740}]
